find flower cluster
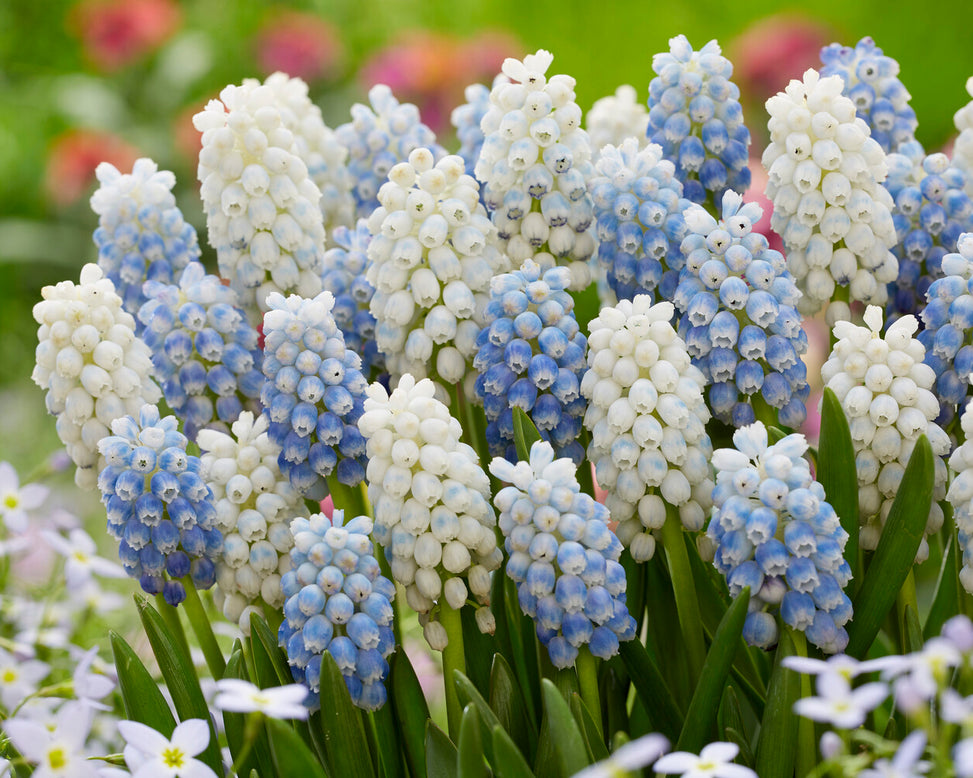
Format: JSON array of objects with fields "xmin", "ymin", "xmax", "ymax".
[
  {"xmin": 491, "ymin": 440, "xmax": 637, "ymax": 668},
  {"xmin": 260, "ymin": 291, "xmax": 368, "ymax": 496},
  {"xmin": 589, "ymin": 138, "xmax": 691, "ymax": 303},
  {"xmin": 138, "ymin": 262, "xmax": 263, "ymax": 441},
  {"xmin": 585, "ymin": 85, "xmax": 650, "ymax": 158},
  {"xmin": 473, "ymin": 260, "xmax": 587, "ymax": 464},
  {"xmin": 97, "ymin": 404, "xmax": 222, "ymax": 605},
  {"xmin": 198, "ymin": 412, "xmax": 306, "ymax": 631},
  {"xmin": 31, "ymin": 263, "xmax": 161, "ymax": 489},
  {"xmin": 763, "ymin": 69, "xmax": 898, "ymax": 321},
  {"xmin": 366, "ymin": 149, "xmax": 504, "ymax": 400},
  {"xmin": 821, "ymin": 306, "xmax": 949, "ymax": 561},
  {"xmin": 90, "ymin": 158, "xmax": 201, "ymax": 317},
  {"xmin": 819, "ymin": 37, "xmax": 917, "ymax": 154},
  {"xmin": 357, "ymin": 375, "xmax": 500, "ymax": 632},
  {"xmin": 674, "ymin": 192, "xmax": 810, "ymax": 428},
  {"xmin": 193, "ymin": 74, "xmax": 326, "ymax": 316},
  {"xmin": 582, "ymin": 298, "xmax": 714, "ymax": 560},
  {"xmin": 647, "ymin": 35, "xmax": 751, "ymax": 209},
  {"xmin": 475, "ymin": 49, "xmax": 596, "ymax": 291},
  {"xmin": 279, "ymin": 510, "xmax": 396, "ymax": 711},
  {"xmin": 953, "ymin": 78, "xmax": 973, "ymax": 199},
  {"xmin": 335, "ymin": 84, "xmax": 445, "ymax": 219},
  {"xmin": 451, "ymin": 82, "xmax": 493, "ymax": 178},
  {"xmin": 948, "ymin": 403, "xmax": 973, "ymax": 593},
  {"xmin": 707, "ymin": 422, "xmax": 852, "ymax": 653}
]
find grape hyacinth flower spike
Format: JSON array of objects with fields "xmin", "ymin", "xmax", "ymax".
[
  {"xmin": 585, "ymin": 85, "xmax": 650, "ymax": 159},
  {"xmin": 953, "ymin": 78, "xmax": 973, "ymax": 199},
  {"xmin": 948, "ymin": 401, "xmax": 973, "ymax": 594},
  {"xmin": 707, "ymin": 421, "xmax": 852, "ymax": 652},
  {"xmin": 279, "ymin": 510, "xmax": 396, "ymax": 711},
  {"xmin": 490, "ymin": 439, "xmax": 637, "ymax": 667},
  {"xmin": 452, "ymin": 81, "xmax": 494, "ymax": 179},
  {"xmin": 97, "ymin": 404, "xmax": 223, "ymax": 606},
  {"xmin": 674, "ymin": 190, "xmax": 810, "ymax": 429}
]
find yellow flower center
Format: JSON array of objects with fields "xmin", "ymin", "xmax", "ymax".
[
  {"xmin": 162, "ymin": 747, "xmax": 186, "ymax": 768},
  {"xmin": 3, "ymin": 494, "xmax": 18, "ymax": 509},
  {"xmin": 48, "ymin": 747, "xmax": 67, "ymax": 770},
  {"xmin": 1, "ymin": 669, "xmax": 16, "ymax": 683}
]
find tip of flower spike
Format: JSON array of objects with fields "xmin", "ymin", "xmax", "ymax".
[{"xmin": 862, "ymin": 305, "xmax": 884, "ymax": 332}]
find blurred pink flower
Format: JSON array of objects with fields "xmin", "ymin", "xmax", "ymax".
[
  {"xmin": 255, "ymin": 11, "xmax": 343, "ymax": 82},
  {"xmin": 319, "ymin": 494, "xmax": 334, "ymax": 519},
  {"xmin": 70, "ymin": 0, "xmax": 181, "ymax": 71},
  {"xmin": 45, "ymin": 129, "xmax": 139, "ymax": 207}
]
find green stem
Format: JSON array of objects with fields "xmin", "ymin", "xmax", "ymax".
[
  {"xmin": 790, "ymin": 629, "xmax": 817, "ymax": 778},
  {"xmin": 229, "ymin": 713, "xmax": 263, "ymax": 777},
  {"xmin": 260, "ymin": 601, "xmax": 284, "ymax": 634},
  {"xmin": 155, "ymin": 594, "xmax": 191, "ymax": 660},
  {"xmin": 181, "ymin": 579, "xmax": 226, "ymax": 679},
  {"xmin": 439, "ymin": 603, "xmax": 466, "ymax": 741},
  {"xmin": 576, "ymin": 647, "xmax": 603, "ymax": 739},
  {"xmin": 660, "ymin": 505, "xmax": 706, "ymax": 684},
  {"xmin": 895, "ymin": 569, "xmax": 919, "ymax": 653}
]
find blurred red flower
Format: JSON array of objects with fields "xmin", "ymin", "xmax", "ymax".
[
  {"xmin": 45, "ymin": 129, "xmax": 139, "ymax": 207},
  {"xmin": 71, "ymin": 0, "xmax": 181, "ymax": 71},
  {"xmin": 255, "ymin": 10, "xmax": 343, "ymax": 82}
]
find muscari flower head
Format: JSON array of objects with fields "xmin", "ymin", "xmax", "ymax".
[
  {"xmin": 193, "ymin": 74, "xmax": 326, "ymax": 318},
  {"xmin": 707, "ymin": 421, "xmax": 852, "ymax": 653},
  {"xmin": 491, "ymin": 439, "xmax": 637, "ymax": 668},
  {"xmin": 452, "ymin": 81, "xmax": 495, "ymax": 179},
  {"xmin": 279, "ymin": 509, "xmax": 396, "ymax": 711},
  {"xmin": 953, "ymin": 78, "xmax": 973, "ymax": 200},
  {"xmin": 366, "ymin": 149, "xmax": 506, "ymax": 403},
  {"xmin": 357, "ymin": 375, "xmax": 501, "ymax": 638},
  {"xmin": 97, "ymin": 404, "xmax": 222, "ymax": 606},
  {"xmin": 320, "ymin": 219, "xmax": 383, "ymax": 376},
  {"xmin": 589, "ymin": 138, "xmax": 692, "ymax": 304},
  {"xmin": 763, "ymin": 69, "xmax": 898, "ymax": 324},
  {"xmin": 582, "ymin": 297, "xmax": 714, "ymax": 561},
  {"xmin": 821, "ymin": 306, "xmax": 949, "ymax": 562},
  {"xmin": 473, "ymin": 259, "xmax": 587, "ymax": 464},
  {"xmin": 335, "ymin": 83, "xmax": 446, "ymax": 220},
  {"xmin": 32, "ymin": 264, "xmax": 161, "ymax": 489},
  {"xmin": 475, "ymin": 49, "xmax": 597, "ymax": 291},
  {"xmin": 90, "ymin": 158, "xmax": 201, "ymax": 319},
  {"xmin": 820, "ymin": 36, "xmax": 917, "ymax": 154},
  {"xmin": 884, "ymin": 143, "xmax": 973, "ymax": 323},
  {"xmin": 647, "ymin": 35, "xmax": 751, "ymax": 211},
  {"xmin": 198, "ymin": 412, "xmax": 308, "ymax": 632},
  {"xmin": 948, "ymin": 401, "xmax": 973, "ymax": 595},
  {"xmin": 138, "ymin": 262, "xmax": 263, "ymax": 441},
  {"xmin": 260, "ymin": 290, "xmax": 369, "ymax": 497},
  {"xmin": 585, "ymin": 85, "xmax": 651, "ymax": 160},
  {"xmin": 674, "ymin": 191, "xmax": 810, "ymax": 429}
]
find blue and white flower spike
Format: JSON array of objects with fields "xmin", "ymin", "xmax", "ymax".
[
  {"xmin": 589, "ymin": 138, "xmax": 692, "ymax": 304},
  {"xmin": 820, "ymin": 37, "xmax": 918, "ymax": 154},
  {"xmin": 198, "ymin": 412, "xmax": 307, "ymax": 632},
  {"xmin": 475, "ymin": 49, "xmax": 597, "ymax": 291},
  {"xmin": 138, "ymin": 262, "xmax": 263, "ymax": 441},
  {"xmin": 948, "ymin": 400, "xmax": 973, "ymax": 595},
  {"xmin": 674, "ymin": 191, "xmax": 810, "ymax": 429},
  {"xmin": 647, "ymin": 35, "xmax": 751, "ymax": 212},
  {"xmin": 706, "ymin": 421, "xmax": 852, "ymax": 653},
  {"xmin": 96, "ymin": 404, "xmax": 223, "ymax": 606},
  {"xmin": 953, "ymin": 78, "xmax": 973, "ymax": 200},
  {"xmin": 473, "ymin": 259, "xmax": 587, "ymax": 465},
  {"xmin": 90, "ymin": 158, "xmax": 201, "ymax": 320},
  {"xmin": 585, "ymin": 85, "xmax": 650, "ymax": 161},
  {"xmin": 581, "ymin": 297, "xmax": 714, "ymax": 562},
  {"xmin": 763, "ymin": 69, "xmax": 898, "ymax": 325},
  {"xmin": 920, "ymin": 233, "xmax": 973, "ymax": 426},
  {"xmin": 490, "ymin": 439, "xmax": 637, "ymax": 667},
  {"xmin": 279, "ymin": 509, "xmax": 396, "ymax": 711},
  {"xmin": 336, "ymin": 84, "xmax": 446, "ymax": 220},
  {"xmin": 822, "ymin": 306, "xmax": 949, "ymax": 562},
  {"xmin": 31, "ymin": 264, "xmax": 161, "ymax": 490},
  {"xmin": 452, "ymin": 82, "xmax": 495, "ymax": 179},
  {"xmin": 260, "ymin": 290, "xmax": 369, "ymax": 497}
]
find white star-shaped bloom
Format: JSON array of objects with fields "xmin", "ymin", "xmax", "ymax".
[{"xmin": 212, "ymin": 678, "xmax": 309, "ymax": 719}]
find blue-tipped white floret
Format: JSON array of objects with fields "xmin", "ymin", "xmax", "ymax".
[
  {"xmin": 490, "ymin": 440, "xmax": 637, "ymax": 668},
  {"xmin": 473, "ymin": 260, "xmax": 586, "ymax": 464},
  {"xmin": 96, "ymin": 404, "xmax": 222, "ymax": 606},
  {"xmin": 452, "ymin": 82, "xmax": 494, "ymax": 178},
  {"xmin": 647, "ymin": 35, "xmax": 751, "ymax": 211},
  {"xmin": 674, "ymin": 191, "xmax": 809, "ymax": 429},
  {"xmin": 589, "ymin": 138, "xmax": 692, "ymax": 304},
  {"xmin": 953, "ymin": 78, "xmax": 973, "ymax": 200},
  {"xmin": 260, "ymin": 291, "xmax": 369, "ymax": 497},
  {"xmin": 279, "ymin": 509, "xmax": 396, "ymax": 711},
  {"xmin": 948, "ymin": 402, "xmax": 973, "ymax": 595},
  {"xmin": 91, "ymin": 158, "xmax": 201, "ymax": 319},
  {"xmin": 707, "ymin": 422, "xmax": 852, "ymax": 653},
  {"xmin": 820, "ymin": 37, "xmax": 917, "ymax": 154},
  {"xmin": 138, "ymin": 262, "xmax": 263, "ymax": 441},
  {"xmin": 581, "ymin": 297, "xmax": 714, "ymax": 560},
  {"xmin": 586, "ymin": 85, "xmax": 650, "ymax": 160}
]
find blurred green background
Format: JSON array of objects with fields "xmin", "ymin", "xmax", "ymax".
[{"xmin": 2, "ymin": 0, "xmax": 972, "ymax": 466}]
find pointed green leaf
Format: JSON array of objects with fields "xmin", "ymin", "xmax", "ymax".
[
  {"xmin": 571, "ymin": 283, "xmax": 600, "ymax": 339},
  {"xmin": 457, "ymin": 705, "xmax": 489, "ymax": 778},
  {"xmin": 461, "ymin": 606, "xmax": 494, "ymax": 697},
  {"xmin": 266, "ymin": 717, "xmax": 329, "ymax": 778},
  {"xmin": 512, "ymin": 408, "xmax": 541, "ymax": 462},
  {"xmin": 109, "ymin": 631, "xmax": 176, "ymax": 737},
  {"xmin": 317, "ymin": 653, "xmax": 374, "ymax": 778},
  {"xmin": 754, "ymin": 629, "xmax": 800, "ymax": 778},
  {"xmin": 724, "ymin": 727, "xmax": 755, "ymax": 768},
  {"xmin": 426, "ymin": 721, "xmax": 458, "ymax": 778},
  {"xmin": 222, "ymin": 649, "xmax": 275, "ymax": 778},
  {"xmin": 454, "ymin": 671, "xmax": 500, "ymax": 764},
  {"xmin": 847, "ymin": 435, "xmax": 934, "ymax": 658},
  {"xmin": 390, "ymin": 649, "xmax": 431, "ymax": 778},
  {"xmin": 536, "ymin": 679, "xmax": 589, "ymax": 778},
  {"xmin": 569, "ymin": 693, "xmax": 609, "ymax": 763},
  {"xmin": 249, "ymin": 614, "xmax": 292, "ymax": 686},
  {"xmin": 491, "ymin": 726, "xmax": 534, "ymax": 778},
  {"xmin": 502, "ymin": 575, "xmax": 541, "ymax": 722},
  {"xmin": 488, "ymin": 654, "xmax": 535, "ymax": 759},
  {"xmin": 248, "ymin": 623, "xmax": 282, "ymax": 691},
  {"xmin": 371, "ymin": 701, "xmax": 405, "ymax": 778},
  {"xmin": 819, "ymin": 387, "xmax": 860, "ymax": 585},
  {"xmin": 903, "ymin": 604, "xmax": 924, "ymax": 654},
  {"xmin": 616, "ymin": 639, "xmax": 683, "ymax": 740},
  {"xmin": 676, "ymin": 587, "xmax": 749, "ymax": 753},
  {"xmin": 925, "ymin": 532, "xmax": 960, "ymax": 639}
]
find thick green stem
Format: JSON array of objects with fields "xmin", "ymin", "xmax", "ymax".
[
  {"xmin": 661, "ymin": 505, "xmax": 706, "ymax": 684},
  {"xmin": 229, "ymin": 713, "xmax": 263, "ymax": 777},
  {"xmin": 790, "ymin": 629, "xmax": 817, "ymax": 778},
  {"xmin": 155, "ymin": 593, "xmax": 191, "ymax": 659},
  {"xmin": 439, "ymin": 603, "xmax": 466, "ymax": 741},
  {"xmin": 575, "ymin": 646, "xmax": 603, "ymax": 739},
  {"xmin": 181, "ymin": 579, "xmax": 226, "ymax": 679}
]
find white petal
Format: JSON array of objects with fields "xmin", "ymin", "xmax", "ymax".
[{"xmin": 171, "ymin": 719, "xmax": 212, "ymax": 757}]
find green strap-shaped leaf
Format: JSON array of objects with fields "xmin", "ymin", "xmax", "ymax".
[
  {"xmin": 513, "ymin": 408, "xmax": 541, "ymax": 461},
  {"xmin": 457, "ymin": 705, "xmax": 489, "ymax": 778},
  {"xmin": 903, "ymin": 604, "xmax": 924, "ymax": 654},
  {"xmin": 676, "ymin": 587, "xmax": 749, "ymax": 753},
  {"xmin": 249, "ymin": 614, "xmax": 292, "ymax": 686},
  {"xmin": 615, "ymin": 639, "xmax": 683, "ymax": 741},
  {"xmin": 847, "ymin": 435, "xmax": 934, "ymax": 658},
  {"xmin": 925, "ymin": 531, "xmax": 959, "ymax": 639},
  {"xmin": 536, "ymin": 679, "xmax": 590, "ymax": 778},
  {"xmin": 489, "ymin": 654, "xmax": 536, "ymax": 760},
  {"xmin": 109, "ymin": 631, "xmax": 176, "ymax": 737},
  {"xmin": 754, "ymin": 629, "xmax": 800, "ymax": 778},
  {"xmin": 371, "ymin": 701, "xmax": 405, "ymax": 778},
  {"xmin": 390, "ymin": 650, "xmax": 431, "ymax": 778},
  {"xmin": 569, "ymin": 693, "xmax": 609, "ymax": 763},
  {"xmin": 454, "ymin": 670, "xmax": 501, "ymax": 763},
  {"xmin": 317, "ymin": 653, "xmax": 374, "ymax": 778},
  {"xmin": 266, "ymin": 717, "xmax": 329, "ymax": 778},
  {"xmin": 461, "ymin": 605, "xmax": 495, "ymax": 697},
  {"xmin": 491, "ymin": 726, "xmax": 534, "ymax": 778},
  {"xmin": 222, "ymin": 649, "xmax": 275, "ymax": 778},
  {"xmin": 819, "ymin": 387, "xmax": 860, "ymax": 587},
  {"xmin": 426, "ymin": 721, "xmax": 459, "ymax": 778},
  {"xmin": 718, "ymin": 688, "xmax": 753, "ymax": 767},
  {"xmin": 135, "ymin": 596, "xmax": 222, "ymax": 774},
  {"xmin": 502, "ymin": 575, "xmax": 542, "ymax": 724}
]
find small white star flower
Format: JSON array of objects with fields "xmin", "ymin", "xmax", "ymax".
[
  {"xmin": 793, "ymin": 674, "xmax": 888, "ymax": 729},
  {"xmin": 653, "ymin": 741, "xmax": 756, "ymax": 777},
  {"xmin": 573, "ymin": 733, "xmax": 669, "ymax": 777},
  {"xmin": 4, "ymin": 701, "xmax": 98, "ymax": 778},
  {"xmin": 117, "ymin": 718, "xmax": 217, "ymax": 778},
  {"xmin": 212, "ymin": 678, "xmax": 309, "ymax": 719},
  {"xmin": 43, "ymin": 529, "xmax": 125, "ymax": 587},
  {"xmin": 0, "ymin": 646, "xmax": 50, "ymax": 710},
  {"xmin": 0, "ymin": 462, "xmax": 48, "ymax": 533}
]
